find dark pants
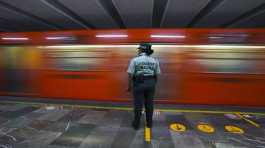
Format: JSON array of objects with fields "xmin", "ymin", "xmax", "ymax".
[{"xmin": 133, "ymin": 79, "xmax": 156, "ymax": 128}]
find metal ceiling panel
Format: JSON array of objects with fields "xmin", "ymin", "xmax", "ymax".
[
  {"xmin": 161, "ymin": 0, "xmax": 210, "ymax": 27},
  {"xmin": 0, "ymin": 0, "xmax": 264, "ymax": 31},
  {"xmin": 112, "ymin": 0, "xmax": 153, "ymax": 28},
  {"xmin": 0, "ymin": 18, "xmax": 19, "ymax": 31},
  {"xmin": 194, "ymin": 0, "xmax": 265, "ymax": 27},
  {"xmin": 57, "ymin": 0, "xmax": 119, "ymax": 28},
  {"xmin": 0, "ymin": 4, "xmax": 54, "ymax": 31},
  {"xmin": 229, "ymin": 10, "xmax": 265, "ymax": 28},
  {"xmin": 0, "ymin": 25, "xmax": 10, "ymax": 31},
  {"xmin": 2, "ymin": 0, "xmax": 86, "ymax": 29},
  {"xmin": 0, "ymin": 28, "xmax": 9, "ymax": 32}
]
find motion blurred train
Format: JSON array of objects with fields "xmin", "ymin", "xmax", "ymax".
[{"xmin": 0, "ymin": 29, "xmax": 265, "ymax": 106}]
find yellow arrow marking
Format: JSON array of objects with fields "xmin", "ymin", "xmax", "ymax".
[
  {"xmin": 170, "ymin": 123, "xmax": 186, "ymax": 132},
  {"xmin": 197, "ymin": 124, "xmax": 215, "ymax": 133},
  {"xmin": 225, "ymin": 125, "xmax": 244, "ymax": 134}
]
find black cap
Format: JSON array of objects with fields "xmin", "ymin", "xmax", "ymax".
[{"xmin": 137, "ymin": 43, "xmax": 154, "ymax": 55}]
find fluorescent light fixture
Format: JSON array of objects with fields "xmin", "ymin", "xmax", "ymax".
[
  {"xmin": 151, "ymin": 35, "xmax": 186, "ymax": 38},
  {"xmin": 208, "ymin": 36, "xmax": 224, "ymax": 39},
  {"xmin": 46, "ymin": 36, "xmax": 75, "ymax": 40},
  {"xmin": 38, "ymin": 44, "xmax": 265, "ymax": 49},
  {"xmin": 209, "ymin": 34, "xmax": 248, "ymax": 38},
  {"xmin": 38, "ymin": 45, "xmax": 137, "ymax": 49},
  {"xmin": 1, "ymin": 37, "xmax": 29, "ymax": 41},
  {"xmin": 177, "ymin": 45, "xmax": 265, "ymax": 49},
  {"xmin": 96, "ymin": 34, "xmax": 128, "ymax": 38}
]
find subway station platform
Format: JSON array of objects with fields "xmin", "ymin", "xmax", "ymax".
[{"xmin": 0, "ymin": 100, "xmax": 264, "ymax": 148}]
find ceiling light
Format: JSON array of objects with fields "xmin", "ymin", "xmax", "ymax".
[
  {"xmin": 1, "ymin": 37, "xmax": 29, "ymax": 41},
  {"xmin": 38, "ymin": 45, "xmax": 138, "ymax": 49},
  {"xmin": 96, "ymin": 34, "xmax": 128, "ymax": 38},
  {"xmin": 37, "ymin": 44, "xmax": 265, "ymax": 49},
  {"xmin": 46, "ymin": 36, "xmax": 75, "ymax": 40},
  {"xmin": 151, "ymin": 35, "xmax": 186, "ymax": 38}
]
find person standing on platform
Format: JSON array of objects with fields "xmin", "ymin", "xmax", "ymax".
[{"xmin": 127, "ymin": 43, "xmax": 161, "ymax": 130}]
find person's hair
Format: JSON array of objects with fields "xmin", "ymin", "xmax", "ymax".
[
  {"xmin": 138, "ymin": 43, "xmax": 154, "ymax": 55},
  {"xmin": 139, "ymin": 49, "xmax": 152, "ymax": 56},
  {"xmin": 146, "ymin": 50, "xmax": 153, "ymax": 56}
]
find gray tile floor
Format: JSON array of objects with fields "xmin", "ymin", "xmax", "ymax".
[{"xmin": 0, "ymin": 101, "xmax": 264, "ymax": 148}]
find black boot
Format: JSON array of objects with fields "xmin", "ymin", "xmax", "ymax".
[
  {"xmin": 132, "ymin": 110, "xmax": 141, "ymax": 130},
  {"xmin": 146, "ymin": 110, "xmax": 153, "ymax": 128}
]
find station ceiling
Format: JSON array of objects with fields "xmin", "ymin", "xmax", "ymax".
[{"xmin": 0, "ymin": 0, "xmax": 264, "ymax": 32}]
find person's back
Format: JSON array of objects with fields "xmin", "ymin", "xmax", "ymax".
[
  {"xmin": 127, "ymin": 43, "xmax": 161, "ymax": 131},
  {"xmin": 132, "ymin": 54, "xmax": 159, "ymax": 77}
]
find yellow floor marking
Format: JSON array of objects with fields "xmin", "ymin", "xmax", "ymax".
[
  {"xmin": 197, "ymin": 123, "xmax": 215, "ymax": 133},
  {"xmin": 1, "ymin": 100, "xmax": 265, "ymax": 116},
  {"xmin": 225, "ymin": 125, "xmax": 244, "ymax": 134},
  {"xmin": 145, "ymin": 127, "xmax": 151, "ymax": 142},
  {"xmin": 235, "ymin": 113, "xmax": 260, "ymax": 128},
  {"xmin": 170, "ymin": 123, "xmax": 186, "ymax": 132}
]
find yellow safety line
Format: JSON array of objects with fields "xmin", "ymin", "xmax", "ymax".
[
  {"xmin": 0, "ymin": 100, "xmax": 265, "ymax": 116},
  {"xmin": 158, "ymin": 109, "xmax": 265, "ymax": 116},
  {"xmin": 235, "ymin": 113, "xmax": 261, "ymax": 128}
]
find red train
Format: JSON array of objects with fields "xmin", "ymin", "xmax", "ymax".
[{"xmin": 0, "ymin": 29, "xmax": 265, "ymax": 106}]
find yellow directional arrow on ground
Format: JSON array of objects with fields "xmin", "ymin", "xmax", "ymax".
[
  {"xmin": 197, "ymin": 123, "xmax": 215, "ymax": 133},
  {"xmin": 170, "ymin": 123, "xmax": 186, "ymax": 132},
  {"xmin": 225, "ymin": 125, "xmax": 244, "ymax": 134}
]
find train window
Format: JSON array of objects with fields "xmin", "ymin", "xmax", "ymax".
[
  {"xmin": 191, "ymin": 51, "xmax": 265, "ymax": 59},
  {"xmin": 54, "ymin": 58, "xmax": 104, "ymax": 71},
  {"xmin": 194, "ymin": 59, "xmax": 255, "ymax": 73},
  {"xmin": 189, "ymin": 50, "xmax": 264, "ymax": 73},
  {"xmin": 2, "ymin": 47, "xmax": 24, "ymax": 69},
  {"xmin": 47, "ymin": 50, "xmax": 108, "ymax": 71}
]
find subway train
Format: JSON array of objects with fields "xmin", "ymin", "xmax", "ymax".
[{"xmin": 0, "ymin": 29, "xmax": 265, "ymax": 106}]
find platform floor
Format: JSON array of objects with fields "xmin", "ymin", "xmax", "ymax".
[{"xmin": 0, "ymin": 101, "xmax": 264, "ymax": 148}]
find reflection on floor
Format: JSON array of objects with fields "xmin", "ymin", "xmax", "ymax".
[{"xmin": 0, "ymin": 101, "xmax": 264, "ymax": 148}]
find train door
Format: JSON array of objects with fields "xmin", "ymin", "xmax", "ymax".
[
  {"xmin": 0, "ymin": 48, "xmax": 4, "ymax": 93},
  {"xmin": 182, "ymin": 47, "xmax": 265, "ymax": 106},
  {"xmin": 153, "ymin": 46, "xmax": 185, "ymax": 103},
  {"xmin": 40, "ymin": 47, "xmax": 114, "ymax": 100},
  {"xmin": 0, "ymin": 46, "xmax": 41, "ymax": 96},
  {"xmin": 3, "ymin": 47, "xmax": 27, "ymax": 94}
]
